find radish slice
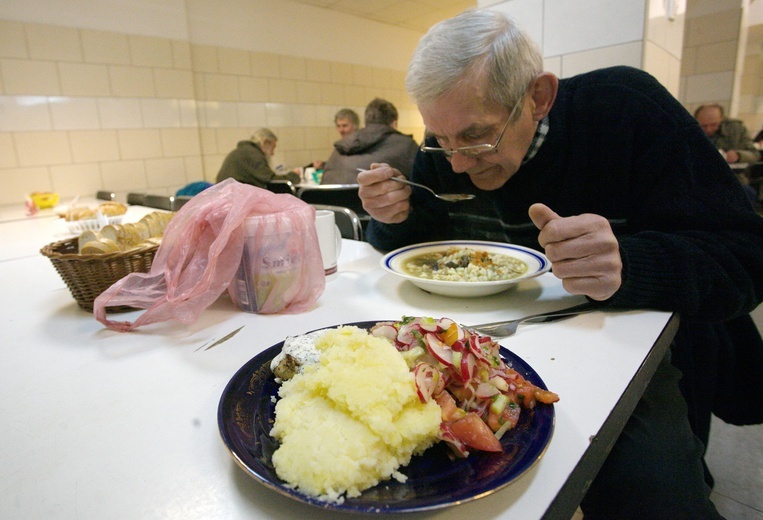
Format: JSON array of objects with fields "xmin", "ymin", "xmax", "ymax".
[
  {"xmin": 425, "ymin": 333, "xmax": 453, "ymax": 366},
  {"xmin": 460, "ymin": 352, "xmax": 477, "ymax": 381},
  {"xmin": 439, "ymin": 423, "xmax": 470, "ymax": 458},
  {"xmin": 467, "ymin": 335, "xmax": 490, "ymax": 364},
  {"xmin": 417, "ymin": 317, "xmax": 440, "ymax": 332},
  {"xmin": 413, "ymin": 362, "xmax": 439, "ymax": 403},
  {"xmin": 370, "ymin": 323, "xmax": 397, "ymax": 343}
]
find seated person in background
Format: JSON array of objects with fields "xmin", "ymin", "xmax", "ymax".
[
  {"xmin": 358, "ymin": 9, "xmax": 763, "ymax": 519},
  {"xmin": 694, "ymin": 103, "xmax": 760, "ymax": 164},
  {"xmin": 321, "ymin": 98, "xmax": 418, "ymax": 184},
  {"xmin": 306, "ymin": 109, "xmax": 361, "ymax": 171},
  {"xmin": 216, "ymin": 128, "xmax": 300, "ymax": 189},
  {"xmin": 334, "ymin": 108, "xmax": 360, "ymax": 139}
]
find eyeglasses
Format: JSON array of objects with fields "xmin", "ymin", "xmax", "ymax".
[{"xmin": 419, "ymin": 98, "xmax": 523, "ymax": 158}]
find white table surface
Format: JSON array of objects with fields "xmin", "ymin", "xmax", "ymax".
[
  {"xmin": 0, "ymin": 195, "xmax": 103, "ymax": 224},
  {"xmin": 0, "ymin": 237, "xmax": 674, "ymax": 520}
]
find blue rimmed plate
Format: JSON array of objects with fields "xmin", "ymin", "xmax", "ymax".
[
  {"xmin": 217, "ymin": 321, "xmax": 555, "ymax": 514},
  {"xmin": 381, "ymin": 241, "xmax": 550, "ymax": 298}
]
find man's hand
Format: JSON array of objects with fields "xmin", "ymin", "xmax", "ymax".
[
  {"xmin": 529, "ymin": 203, "xmax": 622, "ymax": 301},
  {"xmin": 357, "ymin": 163, "xmax": 412, "ymax": 224}
]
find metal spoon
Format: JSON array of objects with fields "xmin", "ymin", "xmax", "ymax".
[
  {"xmin": 356, "ymin": 168, "xmax": 475, "ymax": 202},
  {"xmin": 387, "ymin": 176, "xmax": 475, "ymax": 202}
]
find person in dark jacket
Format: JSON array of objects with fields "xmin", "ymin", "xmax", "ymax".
[
  {"xmin": 358, "ymin": 9, "xmax": 763, "ymax": 520},
  {"xmin": 321, "ymin": 98, "xmax": 418, "ymax": 184},
  {"xmin": 216, "ymin": 128, "xmax": 299, "ymax": 188}
]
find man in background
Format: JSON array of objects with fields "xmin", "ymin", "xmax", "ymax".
[
  {"xmin": 321, "ymin": 98, "xmax": 418, "ymax": 184},
  {"xmin": 216, "ymin": 128, "xmax": 300, "ymax": 189},
  {"xmin": 694, "ymin": 103, "xmax": 760, "ymax": 164},
  {"xmin": 334, "ymin": 108, "xmax": 360, "ymax": 139},
  {"xmin": 307, "ymin": 109, "xmax": 361, "ymax": 172}
]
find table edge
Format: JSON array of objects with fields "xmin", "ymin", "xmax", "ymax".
[{"xmin": 541, "ymin": 312, "xmax": 681, "ymax": 520}]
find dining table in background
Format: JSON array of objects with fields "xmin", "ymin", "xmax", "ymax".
[{"xmin": 0, "ymin": 205, "xmax": 677, "ymax": 520}]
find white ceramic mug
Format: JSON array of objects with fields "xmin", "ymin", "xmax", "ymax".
[{"xmin": 315, "ymin": 210, "xmax": 342, "ymax": 278}]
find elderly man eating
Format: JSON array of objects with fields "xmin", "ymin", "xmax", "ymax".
[{"xmin": 358, "ymin": 9, "xmax": 763, "ymax": 520}]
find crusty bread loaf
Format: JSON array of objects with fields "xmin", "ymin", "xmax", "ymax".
[
  {"xmin": 64, "ymin": 201, "xmax": 127, "ymax": 221},
  {"xmin": 97, "ymin": 201, "xmax": 127, "ymax": 217},
  {"xmin": 77, "ymin": 211, "xmax": 173, "ymax": 254},
  {"xmin": 64, "ymin": 207, "xmax": 96, "ymax": 222}
]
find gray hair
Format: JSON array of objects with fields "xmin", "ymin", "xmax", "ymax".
[
  {"xmin": 251, "ymin": 127, "xmax": 277, "ymax": 144},
  {"xmin": 406, "ymin": 9, "xmax": 543, "ymax": 113},
  {"xmin": 334, "ymin": 108, "xmax": 360, "ymax": 127}
]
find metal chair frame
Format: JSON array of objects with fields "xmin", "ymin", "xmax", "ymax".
[
  {"xmin": 127, "ymin": 193, "xmax": 146, "ymax": 206},
  {"xmin": 311, "ymin": 204, "xmax": 363, "ymax": 241},
  {"xmin": 296, "ymin": 184, "xmax": 369, "ymax": 223},
  {"xmin": 266, "ymin": 179, "xmax": 297, "ymax": 195},
  {"xmin": 142, "ymin": 194, "xmax": 174, "ymax": 211},
  {"xmin": 172, "ymin": 196, "xmax": 193, "ymax": 211}
]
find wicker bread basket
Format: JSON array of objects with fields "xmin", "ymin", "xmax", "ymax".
[{"xmin": 41, "ymin": 237, "xmax": 159, "ymax": 312}]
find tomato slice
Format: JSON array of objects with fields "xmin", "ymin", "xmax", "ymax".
[
  {"xmin": 448, "ymin": 412, "xmax": 502, "ymax": 452},
  {"xmin": 534, "ymin": 388, "xmax": 560, "ymax": 404},
  {"xmin": 435, "ymin": 391, "xmax": 466, "ymax": 422}
]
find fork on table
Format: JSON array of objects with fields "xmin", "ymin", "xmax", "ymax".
[{"xmin": 467, "ymin": 301, "xmax": 600, "ymax": 338}]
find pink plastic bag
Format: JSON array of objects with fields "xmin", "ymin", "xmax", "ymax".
[{"xmin": 93, "ymin": 178, "xmax": 325, "ymax": 332}]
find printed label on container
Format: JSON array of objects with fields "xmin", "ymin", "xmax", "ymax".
[{"xmin": 231, "ymin": 232, "xmax": 303, "ymax": 313}]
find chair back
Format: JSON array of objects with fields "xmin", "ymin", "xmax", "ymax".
[
  {"xmin": 312, "ymin": 204, "xmax": 363, "ymax": 241},
  {"xmin": 143, "ymin": 194, "xmax": 174, "ymax": 211},
  {"xmin": 747, "ymin": 162, "xmax": 763, "ymax": 182},
  {"xmin": 172, "ymin": 196, "xmax": 193, "ymax": 211},
  {"xmin": 296, "ymin": 184, "xmax": 368, "ymax": 220},
  {"xmin": 746, "ymin": 162, "xmax": 763, "ymax": 207},
  {"xmin": 127, "ymin": 193, "xmax": 146, "ymax": 206},
  {"xmin": 96, "ymin": 190, "xmax": 116, "ymax": 201},
  {"xmin": 266, "ymin": 179, "xmax": 297, "ymax": 195}
]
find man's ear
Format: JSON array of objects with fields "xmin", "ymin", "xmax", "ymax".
[{"xmin": 530, "ymin": 73, "xmax": 558, "ymax": 121}]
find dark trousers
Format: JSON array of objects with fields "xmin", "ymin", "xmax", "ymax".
[{"xmin": 580, "ymin": 353, "xmax": 724, "ymax": 519}]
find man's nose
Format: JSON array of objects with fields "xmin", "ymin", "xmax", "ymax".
[{"xmin": 448, "ymin": 153, "xmax": 477, "ymax": 173}]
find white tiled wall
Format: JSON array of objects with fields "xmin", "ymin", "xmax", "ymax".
[
  {"xmin": 736, "ymin": 5, "xmax": 763, "ymax": 134},
  {"xmin": 643, "ymin": 0, "xmax": 686, "ymax": 96},
  {"xmin": 542, "ymin": 0, "xmax": 646, "ymax": 58},
  {"xmin": 483, "ymin": 0, "xmax": 649, "ymax": 79},
  {"xmin": 0, "ymin": 0, "xmax": 425, "ymax": 205},
  {"xmin": 680, "ymin": 0, "xmax": 743, "ymax": 114},
  {"xmin": 481, "ymin": 0, "xmax": 686, "ymax": 97}
]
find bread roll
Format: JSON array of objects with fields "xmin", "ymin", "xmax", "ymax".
[{"xmin": 97, "ymin": 201, "xmax": 127, "ymax": 217}]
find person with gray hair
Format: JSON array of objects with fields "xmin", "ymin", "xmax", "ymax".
[
  {"xmin": 321, "ymin": 98, "xmax": 418, "ymax": 184},
  {"xmin": 216, "ymin": 127, "xmax": 299, "ymax": 188},
  {"xmin": 334, "ymin": 108, "xmax": 360, "ymax": 139},
  {"xmin": 358, "ymin": 8, "xmax": 763, "ymax": 519}
]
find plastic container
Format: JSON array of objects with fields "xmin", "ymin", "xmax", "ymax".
[
  {"xmin": 228, "ymin": 208, "xmax": 314, "ymax": 313},
  {"xmin": 30, "ymin": 192, "xmax": 59, "ymax": 209}
]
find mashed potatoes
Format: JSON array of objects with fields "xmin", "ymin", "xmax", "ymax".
[{"xmin": 269, "ymin": 326, "xmax": 441, "ymax": 502}]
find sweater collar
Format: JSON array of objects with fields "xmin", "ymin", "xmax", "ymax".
[{"xmin": 522, "ymin": 116, "xmax": 550, "ymax": 165}]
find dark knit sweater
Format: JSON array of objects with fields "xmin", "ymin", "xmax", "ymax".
[{"xmin": 367, "ymin": 66, "xmax": 763, "ymax": 427}]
